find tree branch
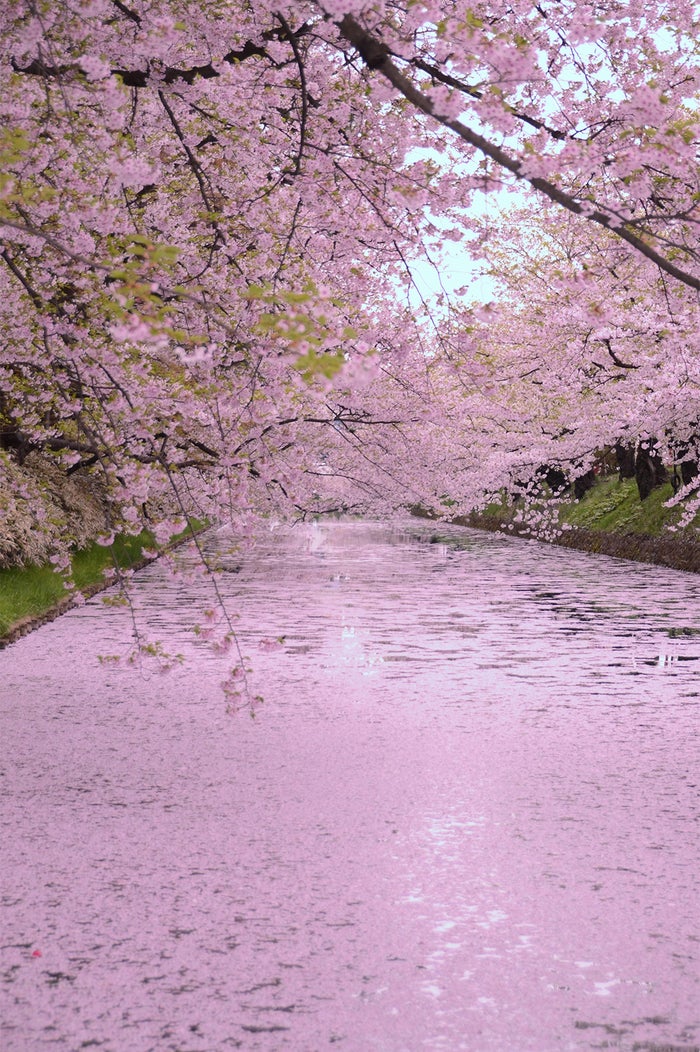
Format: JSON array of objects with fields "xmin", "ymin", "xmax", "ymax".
[
  {"xmin": 409, "ymin": 57, "xmax": 567, "ymax": 141},
  {"xmin": 276, "ymin": 11, "xmax": 309, "ymax": 176},
  {"xmin": 336, "ymin": 14, "xmax": 700, "ymax": 292}
]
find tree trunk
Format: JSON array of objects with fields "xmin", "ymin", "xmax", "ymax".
[
  {"xmin": 573, "ymin": 469, "xmax": 596, "ymax": 500},
  {"xmin": 635, "ymin": 444, "xmax": 667, "ymax": 501},
  {"xmin": 615, "ymin": 442, "xmax": 636, "ymax": 480}
]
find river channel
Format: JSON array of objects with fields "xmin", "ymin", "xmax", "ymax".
[{"xmin": 1, "ymin": 518, "xmax": 699, "ymax": 1051}]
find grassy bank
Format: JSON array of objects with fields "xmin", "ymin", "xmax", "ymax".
[
  {"xmin": 0, "ymin": 523, "xmax": 205, "ymax": 642},
  {"xmin": 559, "ymin": 476, "xmax": 694, "ymax": 535},
  {"xmin": 476, "ymin": 475, "xmax": 697, "ymax": 536}
]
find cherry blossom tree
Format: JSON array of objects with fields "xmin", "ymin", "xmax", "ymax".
[
  {"xmin": 2, "ymin": 0, "xmax": 700, "ymax": 574},
  {"xmin": 420, "ymin": 200, "xmax": 700, "ymax": 529}
]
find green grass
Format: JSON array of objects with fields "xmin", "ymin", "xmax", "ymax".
[
  {"xmin": 0, "ymin": 562, "xmax": 72, "ymax": 636},
  {"xmin": 559, "ymin": 476, "xmax": 695, "ymax": 535},
  {"xmin": 0, "ymin": 522, "xmax": 205, "ymax": 639},
  {"xmin": 478, "ymin": 493, "xmax": 513, "ymax": 518},
  {"xmin": 70, "ymin": 531, "xmax": 157, "ymax": 590}
]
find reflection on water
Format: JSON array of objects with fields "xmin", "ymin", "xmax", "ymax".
[{"xmin": 1, "ymin": 518, "xmax": 699, "ymax": 1052}]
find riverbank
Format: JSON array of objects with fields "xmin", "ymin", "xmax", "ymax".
[
  {"xmin": 417, "ymin": 475, "xmax": 700, "ymax": 574},
  {"xmin": 0, "ymin": 522, "xmax": 206, "ymax": 647},
  {"xmin": 457, "ymin": 511, "xmax": 700, "ymax": 573}
]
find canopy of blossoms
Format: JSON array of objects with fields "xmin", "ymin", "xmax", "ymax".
[{"xmin": 2, "ymin": 0, "xmax": 700, "ymax": 568}]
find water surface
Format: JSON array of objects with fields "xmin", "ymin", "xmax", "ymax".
[{"xmin": 1, "ymin": 519, "xmax": 699, "ymax": 1050}]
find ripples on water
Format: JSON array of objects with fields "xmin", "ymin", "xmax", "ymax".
[{"xmin": 1, "ymin": 518, "xmax": 699, "ymax": 1051}]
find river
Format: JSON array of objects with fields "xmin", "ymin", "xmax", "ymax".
[{"xmin": 1, "ymin": 518, "xmax": 699, "ymax": 1051}]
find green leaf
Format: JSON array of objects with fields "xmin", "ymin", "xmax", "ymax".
[{"xmin": 294, "ymin": 349, "xmax": 345, "ymax": 381}]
